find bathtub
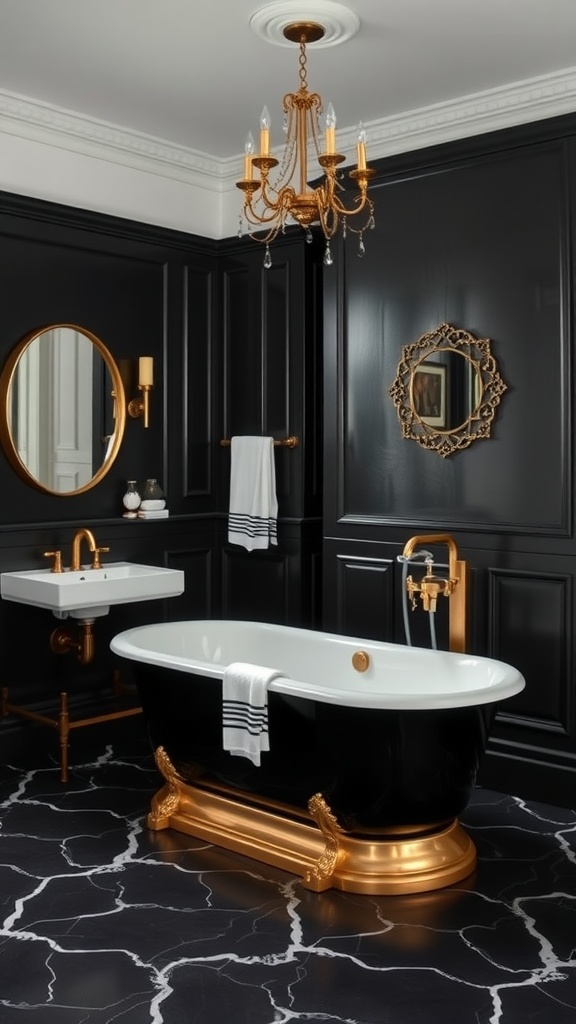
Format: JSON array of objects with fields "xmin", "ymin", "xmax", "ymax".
[{"xmin": 111, "ymin": 619, "xmax": 525, "ymax": 894}]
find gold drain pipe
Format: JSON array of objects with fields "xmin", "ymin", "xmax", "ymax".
[{"xmin": 50, "ymin": 620, "xmax": 96, "ymax": 665}]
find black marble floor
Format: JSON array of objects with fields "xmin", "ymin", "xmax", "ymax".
[{"xmin": 1, "ymin": 724, "xmax": 576, "ymax": 1024}]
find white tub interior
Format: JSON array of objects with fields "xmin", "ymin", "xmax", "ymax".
[{"xmin": 110, "ymin": 619, "xmax": 525, "ymax": 711}]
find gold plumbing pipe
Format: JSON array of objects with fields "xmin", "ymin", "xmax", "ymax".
[
  {"xmin": 401, "ymin": 534, "xmax": 468, "ymax": 654},
  {"xmin": 50, "ymin": 621, "xmax": 96, "ymax": 665}
]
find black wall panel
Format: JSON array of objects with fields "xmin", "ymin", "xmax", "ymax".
[
  {"xmin": 325, "ymin": 140, "xmax": 569, "ymax": 535},
  {"xmin": 322, "ymin": 114, "xmax": 576, "ymax": 805},
  {"xmin": 334, "ymin": 553, "xmax": 395, "ymax": 642}
]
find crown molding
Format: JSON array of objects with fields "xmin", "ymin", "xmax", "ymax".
[
  {"xmin": 361, "ymin": 65, "xmax": 576, "ymax": 161},
  {"xmin": 0, "ymin": 88, "xmax": 224, "ymax": 190},
  {"xmin": 2, "ymin": 65, "xmax": 576, "ymax": 198},
  {"xmin": 223, "ymin": 66, "xmax": 576, "ymax": 186}
]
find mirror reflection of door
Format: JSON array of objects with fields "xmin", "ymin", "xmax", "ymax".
[
  {"xmin": 1, "ymin": 323, "xmax": 126, "ymax": 495},
  {"xmin": 12, "ymin": 328, "xmax": 95, "ymax": 492}
]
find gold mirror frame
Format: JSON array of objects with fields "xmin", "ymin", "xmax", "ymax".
[
  {"xmin": 388, "ymin": 322, "xmax": 507, "ymax": 457},
  {"xmin": 0, "ymin": 324, "xmax": 127, "ymax": 495}
]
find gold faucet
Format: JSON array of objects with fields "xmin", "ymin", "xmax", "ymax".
[
  {"xmin": 69, "ymin": 528, "xmax": 109, "ymax": 571},
  {"xmin": 401, "ymin": 534, "xmax": 468, "ymax": 653}
]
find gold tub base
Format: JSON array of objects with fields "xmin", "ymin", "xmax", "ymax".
[{"xmin": 147, "ymin": 747, "xmax": 477, "ymax": 895}]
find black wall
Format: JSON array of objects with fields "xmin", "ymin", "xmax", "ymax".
[
  {"xmin": 0, "ymin": 195, "xmax": 322, "ymax": 739},
  {"xmin": 323, "ymin": 114, "xmax": 576, "ymax": 805}
]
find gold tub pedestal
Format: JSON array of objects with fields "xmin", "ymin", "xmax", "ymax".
[{"xmin": 147, "ymin": 747, "xmax": 476, "ymax": 896}]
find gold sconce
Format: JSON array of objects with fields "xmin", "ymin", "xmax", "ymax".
[{"xmin": 128, "ymin": 357, "xmax": 154, "ymax": 428}]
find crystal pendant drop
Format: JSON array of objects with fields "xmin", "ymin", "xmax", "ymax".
[
  {"xmin": 263, "ymin": 245, "xmax": 272, "ymax": 269},
  {"xmin": 369, "ymin": 214, "xmax": 376, "ymax": 230},
  {"xmin": 305, "ymin": 228, "xmax": 313, "ymax": 244},
  {"xmin": 238, "ymin": 215, "xmax": 244, "ymax": 239},
  {"xmin": 323, "ymin": 242, "xmax": 333, "ymax": 267},
  {"xmin": 342, "ymin": 219, "xmax": 347, "ymax": 240},
  {"xmin": 357, "ymin": 234, "xmax": 365, "ymax": 258}
]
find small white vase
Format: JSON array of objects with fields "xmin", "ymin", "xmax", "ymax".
[{"xmin": 122, "ymin": 480, "xmax": 141, "ymax": 518}]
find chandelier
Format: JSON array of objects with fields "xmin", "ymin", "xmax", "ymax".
[{"xmin": 236, "ymin": 21, "xmax": 375, "ymax": 267}]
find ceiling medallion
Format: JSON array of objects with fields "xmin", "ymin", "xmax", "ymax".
[{"xmin": 249, "ymin": 1, "xmax": 360, "ymax": 48}]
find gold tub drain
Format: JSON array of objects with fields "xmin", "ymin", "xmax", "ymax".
[{"xmin": 352, "ymin": 650, "xmax": 370, "ymax": 672}]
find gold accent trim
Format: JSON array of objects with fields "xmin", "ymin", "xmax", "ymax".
[
  {"xmin": 0, "ymin": 323, "xmax": 126, "ymax": 496},
  {"xmin": 305, "ymin": 793, "xmax": 345, "ymax": 890},
  {"xmin": 220, "ymin": 435, "xmax": 298, "ymax": 448},
  {"xmin": 147, "ymin": 745, "xmax": 185, "ymax": 829},
  {"xmin": 283, "ymin": 22, "xmax": 326, "ymax": 45},
  {"xmin": 145, "ymin": 764, "xmax": 477, "ymax": 895},
  {"xmin": 389, "ymin": 322, "xmax": 507, "ymax": 457},
  {"xmin": 352, "ymin": 650, "xmax": 370, "ymax": 672}
]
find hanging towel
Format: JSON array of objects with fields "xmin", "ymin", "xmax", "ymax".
[
  {"xmin": 228, "ymin": 436, "xmax": 278, "ymax": 551},
  {"xmin": 222, "ymin": 662, "xmax": 283, "ymax": 766}
]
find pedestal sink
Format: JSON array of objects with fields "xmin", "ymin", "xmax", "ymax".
[{"xmin": 0, "ymin": 561, "xmax": 185, "ymax": 618}]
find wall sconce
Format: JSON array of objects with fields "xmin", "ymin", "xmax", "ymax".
[{"xmin": 128, "ymin": 357, "xmax": 154, "ymax": 428}]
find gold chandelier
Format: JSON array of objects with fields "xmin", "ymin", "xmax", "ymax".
[{"xmin": 236, "ymin": 21, "xmax": 375, "ymax": 267}]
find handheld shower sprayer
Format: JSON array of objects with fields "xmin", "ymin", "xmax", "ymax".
[{"xmin": 397, "ymin": 550, "xmax": 437, "ymax": 649}]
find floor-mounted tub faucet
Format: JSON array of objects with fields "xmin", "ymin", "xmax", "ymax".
[{"xmin": 401, "ymin": 534, "xmax": 468, "ymax": 653}]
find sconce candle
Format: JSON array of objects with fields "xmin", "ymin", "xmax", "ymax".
[
  {"xmin": 325, "ymin": 103, "xmax": 336, "ymax": 156},
  {"xmin": 129, "ymin": 356, "xmax": 154, "ymax": 428},
  {"xmin": 139, "ymin": 357, "xmax": 154, "ymax": 387},
  {"xmin": 259, "ymin": 106, "xmax": 271, "ymax": 156},
  {"xmin": 244, "ymin": 132, "xmax": 254, "ymax": 181},
  {"xmin": 357, "ymin": 124, "xmax": 367, "ymax": 172}
]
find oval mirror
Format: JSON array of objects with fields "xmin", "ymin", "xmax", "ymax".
[
  {"xmin": 0, "ymin": 324, "xmax": 126, "ymax": 494},
  {"xmin": 389, "ymin": 323, "xmax": 507, "ymax": 457}
]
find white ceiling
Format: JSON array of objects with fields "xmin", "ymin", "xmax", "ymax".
[{"xmin": 2, "ymin": 0, "xmax": 576, "ymax": 163}]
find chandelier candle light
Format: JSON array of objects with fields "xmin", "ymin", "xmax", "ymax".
[{"xmin": 237, "ymin": 21, "xmax": 375, "ymax": 267}]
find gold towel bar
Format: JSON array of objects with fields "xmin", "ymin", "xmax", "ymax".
[{"xmin": 220, "ymin": 436, "xmax": 299, "ymax": 448}]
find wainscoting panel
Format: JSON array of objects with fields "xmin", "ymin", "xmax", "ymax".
[
  {"xmin": 221, "ymin": 546, "xmax": 288, "ymax": 624},
  {"xmin": 488, "ymin": 568, "xmax": 571, "ymax": 735},
  {"xmin": 182, "ymin": 265, "xmax": 216, "ymax": 500},
  {"xmin": 333, "ymin": 552, "xmax": 395, "ymax": 642}
]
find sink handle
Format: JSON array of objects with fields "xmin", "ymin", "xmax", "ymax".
[
  {"xmin": 43, "ymin": 550, "xmax": 63, "ymax": 574},
  {"xmin": 92, "ymin": 546, "xmax": 110, "ymax": 570}
]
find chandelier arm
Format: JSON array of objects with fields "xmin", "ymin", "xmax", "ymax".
[
  {"xmin": 244, "ymin": 220, "xmax": 283, "ymax": 245},
  {"xmin": 243, "ymin": 199, "xmax": 288, "ymax": 227},
  {"xmin": 235, "ymin": 21, "xmax": 375, "ymax": 260},
  {"xmin": 329, "ymin": 192, "xmax": 372, "ymax": 217},
  {"xmin": 258, "ymin": 182, "xmax": 298, "ymax": 215}
]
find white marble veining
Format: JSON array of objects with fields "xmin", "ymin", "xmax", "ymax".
[{"xmin": 1, "ymin": 727, "xmax": 576, "ymax": 1023}]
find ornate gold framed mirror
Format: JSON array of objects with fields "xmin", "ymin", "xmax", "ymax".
[
  {"xmin": 388, "ymin": 323, "xmax": 507, "ymax": 457},
  {"xmin": 0, "ymin": 324, "xmax": 126, "ymax": 495}
]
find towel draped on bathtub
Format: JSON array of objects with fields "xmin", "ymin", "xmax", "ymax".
[
  {"xmin": 228, "ymin": 435, "xmax": 278, "ymax": 551},
  {"xmin": 222, "ymin": 661, "xmax": 283, "ymax": 766}
]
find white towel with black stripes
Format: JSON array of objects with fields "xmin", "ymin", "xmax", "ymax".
[
  {"xmin": 222, "ymin": 662, "xmax": 283, "ymax": 766},
  {"xmin": 228, "ymin": 436, "xmax": 278, "ymax": 551}
]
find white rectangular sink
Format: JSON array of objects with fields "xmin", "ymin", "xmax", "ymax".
[{"xmin": 0, "ymin": 561, "xmax": 185, "ymax": 618}]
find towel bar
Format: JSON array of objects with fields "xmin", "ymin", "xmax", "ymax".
[{"xmin": 220, "ymin": 436, "xmax": 298, "ymax": 448}]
